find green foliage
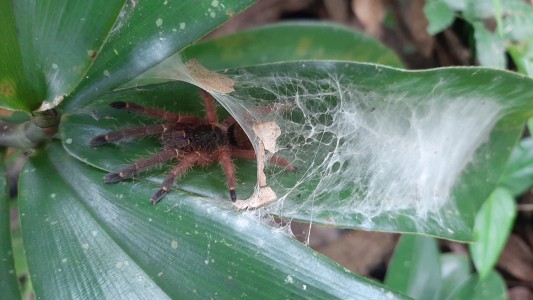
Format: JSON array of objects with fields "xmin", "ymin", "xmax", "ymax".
[
  {"xmin": 499, "ymin": 137, "xmax": 533, "ymax": 196},
  {"xmin": 0, "ymin": 1, "xmax": 410, "ymax": 298},
  {"xmin": 64, "ymin": 63, "xmax": 533, "ymax": 241},
  {"xmin": 384, "ymin": 236, "xmax": 442, "ymax": 299},
  {"xmin": 424, "ymin": 0, "xmax": 455, "ymax": 34},
  {"xmin": 0, "ymin": 153, "xmax": 20, "ymax": 299},
  {"xmin": 182, "ymin": 21, "xmax": 404, "ymax": 69},
  {"xmin": 1, "ymin": 0, "xmax": 533, "ymax": 298},
  {"xmin": 20, "ymin": 143, "xmax": 395, "ymax": 299},
  {"xmin": 386, "ymin": 235, "xmax": 507, "ymax": 300},
  {"xmin": 424, "ymin": 0, "xmax": 533, "ymax": 75},
  {"xmin": 470, "ymin": 188, "xmax": 516, "ymax": 280},
  {"xmin": 423, "ymin": 1, "xmax": 533, "ymax": 294}
]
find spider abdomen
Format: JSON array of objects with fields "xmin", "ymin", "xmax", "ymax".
[{"xmin": 185, "ymin": 124, "xmax": 228, "ymax": 151}]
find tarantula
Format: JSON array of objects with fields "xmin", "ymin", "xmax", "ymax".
[{"xmin": 90, "ymin": 90, "xmax": 291, "ymax": 204}]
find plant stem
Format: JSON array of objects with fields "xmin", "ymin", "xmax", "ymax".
[{"xmin": 0, "ymin": 109, "xmax": 60, "ymax": 148}]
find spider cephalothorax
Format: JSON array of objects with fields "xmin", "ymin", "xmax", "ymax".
[{"xmin": 90, "ymin": 90, "xmax": 291, "ymax": 204}]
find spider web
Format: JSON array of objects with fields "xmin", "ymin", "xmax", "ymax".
[{"xmin": 128, "ymin": 57, "xmax": 511, "ymax": 239}]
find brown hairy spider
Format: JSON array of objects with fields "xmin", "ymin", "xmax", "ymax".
[{"xmin": 90, "ymin": 90, "xmax": 292, "ymax": 204}]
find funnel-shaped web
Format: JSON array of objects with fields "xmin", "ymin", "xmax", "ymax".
[
  {"xmin": 128, "ymin": 57, "xmax": 527, "ymax": 239},
  {"xmin": 212, "ymin": 70, "xmax": 501, "ymax": 218}
]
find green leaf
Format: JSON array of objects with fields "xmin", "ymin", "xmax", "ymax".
[
  {"xmin": 472, "ymin": 22, "xmax": 506, "ymax": 68},
  {"xmin": 440, "ymin": 254, "xmax": 471, "ymax": 300},
  {"xmin": 64, "ymin": 0, "xmax": 257, "ymax": 112},
  {"xmin": 182, "ymin": 21, "xmax": 404, "ymax": 69},
  {"xmin": 464, "ymin": 0, "xmax": 494, "ymax": 20},
  {"xmin": 424, "ymin": 0, "xmax": 455, "ymax": 35},
  {"xmin": 496, "ymin": 1, "xmax": 533, "ymax": 62},
  {"xmin": 0, "ymin": 0, "xmax": 40, "ymax": 111},
  {"xmin": 499, "ymin": 137, "xmax": 533, "ymax": 196},
  {"xmin": 508, "ymin": 42, "xmax": 533, "ymax": 77},
  {"xmin": 470, "ymin": 188, "xmax": 516, "ymax": 279},
  {"xmin": 0, "ymin": 153, "xmax": 20, "ymax": 300},
  {"xmin": 19, "ymin": 142, "xmax": 404, "ymax": 299},
  {"xmin": 450, "ymin": 271, "xmax": 507, "ymax": 300},
  {"xmin": 502, "ymin": 11, "xmax": 533, "ymax": 41},
  {"xmin": 443, "ymin": 0, "xmax": 466, "ymax": 11},
  {"xmin": 8, "ymin": 0, "xmax": 126, "ymax": 111},
  {"xmin": 127, "ymin": 21, "xmax": 403, "ymax": 89},
  {"xmin": 384, "ymin": 235, "xmax": 441, "ymax": 299},
  {"xmin": 64, "ymin": 62, "xmax": 533, "ymax": 241}
]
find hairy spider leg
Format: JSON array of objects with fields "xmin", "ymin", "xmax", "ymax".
[
  {"xmin": 199, "ymin": 90, "xmax": 219, "ymax": 124},
  {"xmin": 218, "ymin": 146, "xmax": 237, "ymax": 201},
  {"xmin": 198, "ymin": 91, "xmax": 239, "ymax": 201},
  {"xmin": 150, "ymin": 152, "xmax": 208, "ymax": 204},
  {"xmin": 104, "ymin": 148, "xmax": 181, "ymax": 183},
  {"xmin": 90, "ymin": 124, "xmax": 180, "ymax": 146},
  {"xmin": 109, "ymin": 101, "xmax": 201, "ymax": 123},
  {"xmin": 231, "ymin": 148, "xmax": 295, "ymax": 171}
]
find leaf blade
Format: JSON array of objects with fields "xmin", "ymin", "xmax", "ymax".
[
  {"xmin": 0, "ymin": 0, "xmax": 39, "ymax": 110},
  {"xmin": 182, "ymin": 21, "xmax": 404, "ymax": 69},
  {"xmin": 499, "ymin": 137, "xmax": 533, "ymax": 196},
  {"xmin": 450, "ymin": 271, "xmax": 507, "ymax": 300},
  {"xmin": 470, "ymin": 188, "xmax": 516, "ymax": 280},
  {"xmin": 0, "ymin": 152, "xmax": 20, "ymax": 300},
  {"xmin": 384, "ymin": 235, "xmax": 442, "ymax": 299},
  {"xmin": 12, "ymin": 0, "xmax": 126, "ymax": 110},
  {"xmin": 64, "ymin": 0, "xmax": 257, "ymax": 112},
  {"xmin": 440, "ymin": 254, "xmax": 471, "ymax": 300},
  {"xmin": 63, "ymin": 62, "xmax": 533, "ymax": 241},
  {"xmin": 424, "ymin": 0, "xmax": 455, "ymax": 35},
  {"xmin": 19, "ymin": 142, "xmax": 404, "ymax": 299}
]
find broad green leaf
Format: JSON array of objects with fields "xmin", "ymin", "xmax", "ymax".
[
  {"xmin": 64, "ymin": 0, "xmax": 257, "ymax": 112},
  {"xmin": 443, "ymin": 0, "xmax": 466, "ymax": 11},
  {"xmin": 508, "ymin": 42, "xmax": 533, "ymax": 77},
  {"xmin": 497, "ymin": 0, "xmax": 533, "ymax": 13},
  {"xmin": 64, "ymin": 62, "xmax": 533, "ymax": 241},
  {"xmin": 464, "ymin": 0, "xmax": 494, "ymax": 19},
  {"xmin": 502, "ymin": 11, "xmax": 533, "ymax": 41},
  {"xmin": 472, "ymin": 22, "xmax": 506, "ymax": 69},
  {"xmin": 384, "ymin": 235, "xmax": 441, "ymax": 299},
  {"xmin": 1, "ymin": 0, "xmax": 256, "ymax": 112},
  {"xmin": 0, "ymin": 153, "xmax": 20, "ymax": 299},
  {"xmin": 470, "ymin": 188, "xmax": 516, "ymax": 279},
  {"xmin": 495, "ymin": 1, "xmax": 533, "ymax": 49},
  {"xmin": 440, "ymin": 254, "xmax": 471, "ymax": 300},
  {"xmin": 450, "ymin": 271, "xmax": 507, "ymax": 300},
  {"xmin": 424, "ymin": 0, "xmax": 455, "ymax": 34},
  {"xmin": 499, "ymin": 137, "xmax": 533, "ymax": 196},
  {"xmin": 8, "ymin": 0, "xmax": 125, "ymax": 111},
  {"xmin": 18, "ymin": 142, "xmax": 403, "ymax": 299},
  {"xmin": 0, "ymin": 0, "xmax": 40, "ymax": 111},
  {"xmin": 182, "ymin": 21, "xmax": 404, "ymax": 69}
]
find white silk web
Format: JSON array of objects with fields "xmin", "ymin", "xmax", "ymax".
[
  {"xmin": 130, "ymin": 57, "xmax": 507, "ymax": 234},
  {"xmin": 209, "ymin": 67, "xmax": 503, "ymax": 221}
]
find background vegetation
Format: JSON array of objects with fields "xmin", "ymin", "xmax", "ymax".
[{"xmin": 1, "ymin": 0, "xmax": 532, "ymax": 299}]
